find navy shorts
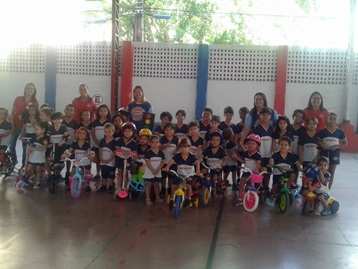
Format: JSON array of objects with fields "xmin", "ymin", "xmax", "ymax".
[
  {"xmin": 28, "ymin": 162, "xmax": 45, "ymax": 167},
  {"xmin": 223, "ymin": 165, "xmax": 237, "ymax": 173},
  {"xmin": 173, "ymin": 175, "xmax": 195, "ymax": 186},
  {"xmin": 100, "ymin": 165, "xmax": 115, "ymax": 179},
  {"xmin": 321, "ymin": 150, "xmax": 340, "ymax": 165},
  {"xmin": 144, "ymin": 177, "xmax": 162, "ymax": 183},
  {"xmin": 115, "ymin": 156, "xmax": 133, "ymax": 169}
]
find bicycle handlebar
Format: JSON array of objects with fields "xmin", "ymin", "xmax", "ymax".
[
  {"xmin": 267, "ymin": 164, "xmax": 294, "ymax": 173},
  {"xmin": 169, "ymin": 170, "xmax": 197, "ymax": 179},
  {"xmin": 201, "ymin": 163, "xmax": 222, "ymax": 170},
  {"xmin": 116, "ymin": 151, "xmax": 137, "ymax": 159},
  {"xmin": 238, "ymin": 166, "xmax": 267, "ymax": 175}
]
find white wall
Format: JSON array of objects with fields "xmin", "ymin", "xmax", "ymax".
[
  {"xmin": 0, "ymin": 72, "xmax": 46, "ymax": 112},
  {"xmin": 207, "ymin": 80, "xmax": 276, "ymax": 123},
  {"xmin": 132, "ymin": 77, "xmax": 197, "ymax": 122},
  {"xmin": 56, "ymin": 74, "xmax": 114, "ymax": 111}
]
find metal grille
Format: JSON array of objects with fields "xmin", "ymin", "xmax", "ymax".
[
  {"xmin": 209, "ymin": 46, "xmax": 278, "ymax": 81},
  {"xmin": 133, "ymin": 43, "xmax": 198, "ymax": 79},
  {"xmin": 287, "ymin": 49, "xmax": 346, "ymax": 84},
  {"xmin": 57, "ymin": 42, "xmax": 113, "ymax": 76},
  {"xmin": 0, "ymin": 44, "xmax": 46, "ymax": 73}
]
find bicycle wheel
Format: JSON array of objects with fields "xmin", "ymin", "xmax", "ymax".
[
  {"xmin": 173, "ymin": 196, "xmax": 182, "ymax": 219},
  {"xmin": 302, "ymin": 199, "xmax": 313, "ymax": 216},
  {"xmin": 48, "ymin": 175, "xmax": 56, "ymax": 194},
  {"xmin": 200, "ymin": 185, "xmax": 211, "ymax": 207},
  {"xmin": 70, "ymin": 178, "xmax": 81, "ymax": 199},
  {"xmin": 243, "ymin": 191, "xmax": 259, "ymax": 212},
  {"xmin": 278, "ymin": 192, "xmax": 289, "ymax": 214}
]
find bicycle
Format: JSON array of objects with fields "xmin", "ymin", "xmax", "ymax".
[
  {"xmin": 267, "ymin": 164, "xmax": 300, "ymax": 214},
  {"xmin": 63, "ymin": 157, "xmax": 91, "ymax": 199},
  {"xmin": 200, "ymin": 163, "xmax": 223, "ymax": 206},
  {"xmin": 0, "ymin": 148, "xmax": 15, "ymax": 178},
  {"xmin": 128, "ymin": 159, "xmax": 146, "ymax": 199},
  {"xmin": 167, "ymin": 170, "xmax": 196, "ymax": 219},
  {"xmin": 48, "ymin": 144, "xmax": 65, "ymax": 194},
  {"xmin": 238, "ymin": 167, "xmax": 267, "ymax": 212},
  {"xmin": 114, "ymin": 150, "xmax": 137, "ymax": 199}
]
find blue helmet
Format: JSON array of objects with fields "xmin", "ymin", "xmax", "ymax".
[{"xmin": 303, "ymin": 163, "xmax": 319, "ymax": 178}]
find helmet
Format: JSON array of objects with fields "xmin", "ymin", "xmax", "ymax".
[
  {"xmin": 245, "ymin": 134, "xmax": 261, "ymax": 146},
  {"xmin": 138, "ymin": 128, "xmax": 152, "ymax": 137},
  {"xmin": 122, "ymin": 122, "xmax": 137, "ymax": 133},
  {"xmin": 303, "ymin": 163, "xmax": 319, "ymax": 179},
  {"xmin": 118, "ymin": 107, "xmax": 129, "ymax": 117}
]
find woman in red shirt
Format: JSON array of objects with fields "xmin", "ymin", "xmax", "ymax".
[
  {"xmin": 9, "ymin": 83, "xmax": 39, "ymax": 166},
  {"xmin": 303, "ymin": 91, "xmax": 329, "ymax": 132},
  {"xmin": 72, "ymin": 83, "xmax": 97, "ymax": 123}
]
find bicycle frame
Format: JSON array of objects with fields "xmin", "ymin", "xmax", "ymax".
[
  {"xmin": 64, "ymin": 157, "xmax": 89, "ymax": 199},
  {"xmin": 115, "ymin": 150, "xmax": 137, "ymax": 199}
]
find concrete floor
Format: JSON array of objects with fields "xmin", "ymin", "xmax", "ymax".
[{"xmin": 1, "ymin": 152, "xmax": 358, "ymax": 269}]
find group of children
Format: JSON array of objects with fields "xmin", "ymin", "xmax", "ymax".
[{"xmin": 0, "ymin": 102, "xmax": 347, "ymax": 215}]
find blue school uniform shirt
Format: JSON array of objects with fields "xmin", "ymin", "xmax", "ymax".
[
  {"xmin": 28, "ymin": 135, "xmax": 49, "ymax": 164},
  {"xmin": 137, "ymin": 144, "xmax": 150, "ymax": 160},
  {"xmin": 127, "ymin": 101, "xmax": 153, "ymax": 131},
  {"xmin": 153, "ymin": 125, "xmax": 165, "ymax": 136},
  {"xmin": 99, "ymin": 138, "xmax": 116, "ymax": 167},
  {"xmin": 70, "ymin": 140, "xmax": 92, "ymax": 166},
  {"xmin": 245, "ymin": 108, "xmax": 278, "ymax": 131},
  {"xmin": 290, "ymin": 125, "xmax": 306, "ymax": 155},
  {"xmin": 172, "ymin": 152, "xmax": 197, "ymax": 176},
  {"xmin": 272, "ymin": 131, "xmax": 294, "ymax": 151},
  {"xmin": 218, "ymin": 121, "xmax": 235, "ymax": 132},
  {"xmin": 199, "ymin": 120, "xmax": 211, "ymax": 138},
  {"xmin": 224, "ymin": 140, "xmax": 238, "ymax": 166},
  {"xmin": 0, "ymin": 120, "xmax": 12, "ymax": 146},
  {"xmin": 253, "ymin": 124, "xmax": 273, "ymax": 158},
  {"xmin": 318, "ymin": 127, "xmax": 346, "ymax": 164},
  {"xmin": 298, "ymin": 131, "xmax": 318, "ymax": 162},
  {"xmin": 271, "ymin": 151, "xmax": 298, "ymax": 175},
  {"xmin": 175, "ymin": 123, "xmax": 188, "ymax": 139},
  {"xmin": 62, "ymin": 118, "xmax": 78, "ymax": 146},
  {"xmin": 143, "ymin": 149, "xmax": 165, "ymax": 179},
  {"xmin": 48, "ymin": 125, "xmax": 69, "ymax": 146},
  {"xmin": 91, "ymin": 119, "xmax": 110, "ymax": 148},
  {"xmin": 160, "ymin": 135, "xmax": 179, "ymax": 164},
  {"xmin": 241, "ymin": 151, "xmax": 261, "ymax": 171},
  {"xmin": 202, "ymin": 146, "xmax": 226, "ymax": 168},
  {"xmin": 116, "ymin": 137, "xmax": 138, "ymax": 160}
]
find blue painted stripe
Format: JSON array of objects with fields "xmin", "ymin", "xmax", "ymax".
[
  {"xmin": 45, "ymin": 46, "xmax": 57, "ymax": 110},
  {"xmin": 195, "ymin": 44, "xmax": 209, "ymax": 120}
]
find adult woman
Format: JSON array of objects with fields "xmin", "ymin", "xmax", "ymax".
[
  {"xmin": 9, "ymin": 83, "xmax": 39, "ymax": 165},
  {"xmin": 127, "ymin": 86, "xmax": 153, "ymax": 131},
  {"xmin": 72, "ymin": 83, "xmax": 97, "ymax": 123},
  {"xmin": 303, "ymin": 91, "xmax": 329, "ymax": 132},
  {"xmin": 239, "ymin": 92, "xmax": 278, "ymax": 150}
]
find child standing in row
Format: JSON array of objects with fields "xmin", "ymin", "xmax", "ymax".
[
  {"xmin": 204, "ymin": 115, "xmax": 222, "ymax": 148},
  {"xmin": 28, "ymin": 122, "xmax": 49, "ymax": 189},
  {"xmin": 187, "ymin": 121, "xmax": 204, "ymax": 160},
  {"xmin": 115, "ymin": 122, "xmax": 138, "ymax": 193},
  {"xmin": 290, "ymin": 109, "xmax": 306, "ymax": 156},
  {"xmin": 164, "ymin": 137, "xmax": 200, "ymax": 209},
  {"xmin": 272, "ymin": 116, "xmax": 294, "ymax": 153},
  {"xmin": 298, "ymin": 117, "xmax": 319, "ymax": 168},
  {"xmin": 154, "ymin": 111, "xmax": 172, "ymax": 136},
  {"xmin": 97, "ymin": 123, "xmax": 116, "ymax": 192},
  {"xmin": 199, "ymin": 108, "xmax": 212, "ymax": 138},
  {"xmin": 318, "ymin": 112, "xmax": 347, "ymax": 189},
  {"xmin": 219, "ymin": 106, "xmax": 235, "ymax": 131},
  {"xmin": 174, "ymin": 109, "xmax": 188, "ymax": 139},
  {"xmin": 143, "ymin": 135, "xmax": 165, "ymax": 205},
  {"xmin": 222, "ymin": 128, "xmax": 239, "ymax": 187},
  {"xmin": 91, "ymin": 105, "xmax": 111, "ymax": 181},
  {"xmin": 0, "ymin": 108, "xmax": 12, "ymax": 174}
]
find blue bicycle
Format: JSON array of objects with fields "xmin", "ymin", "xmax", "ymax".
[{"xmin": 64, "ymin": 157, "xmax": 90, "ymax": 199}]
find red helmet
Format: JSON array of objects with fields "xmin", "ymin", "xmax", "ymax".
[
  {"xmin": 122, "ymin": 122, "xmax": 137, "ymax": 133},
  {"xmin": 245, "ymin": 134, "xmax": 261, "ymax": 146}
]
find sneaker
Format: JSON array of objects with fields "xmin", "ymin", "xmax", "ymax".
[
  {"xmin": 225, "ymin": 180, "xmax": 232, "ymax": 187},
  {"xmin": 235, "ymin": 198, "xmax": 243, "ymax": 206},
  {"xmin": 28, "ymin": 175, "xmax": 36, "ymax": 184},
  {"xmin": 232, "ymin": 183, "xmax": 239, "ymax": 191},
  {"xmin": 85, "ymin": 186, "xmax": 92, "ymax": 192},
  {"xmin": 97, "ymin": 185, "xmax": 107, "ymax": 192},
  {"xmin": 321, "ymin": 208, "xmax": 331, "ymax": 216},
  {"xmin": 183, "ymin": 198, "xmax": 191, "ymax": 208},
  {"xmin": 169, "ymin": 200, "xmax": 174, "ymax": 210},
  {"xmin": 33, "ymin": 182, "xmax": 41, "ymax": 189},
  {"xmin": 107, "ymin": 185, "xmax": 115, "ymax": 193}
]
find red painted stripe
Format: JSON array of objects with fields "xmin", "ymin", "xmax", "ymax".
[
  {"xmin": 120, "ymin": 41, "xmax": 134, "ymax": 108},
  {"xmin": 274, "ymin": 46, "xmax": 288, "ymax": 115}
]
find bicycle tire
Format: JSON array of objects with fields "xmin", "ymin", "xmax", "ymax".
[
  {"xmin": 48, "ymin": 175, "xmax": 56, "ymax": 194},
  {"xmin": 302, "ymin": 199, "xmax": 313, "ymax": 216},
  {"xmin": 173, "ymin": 196, "xmax": 182, "ymax": 219},
  {"xmin": 200, "ymin": 185, "xmax": 211, "ymax": 207},
  {"xmin": 70, "ymin": 178, "xmax": 81, "ymax": 199},
  {"xmin": 243, "ymin": 191, "xmax": 259, "ymax": 212},
  {"xmin": 278, "ymin": 192, "xmax": 289, "ymax": 214}
]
